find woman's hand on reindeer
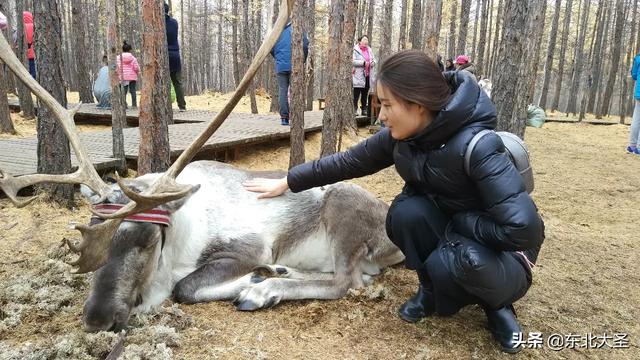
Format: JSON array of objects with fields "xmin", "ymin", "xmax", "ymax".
[{"xmin": 243, "ymin": 177, "xmax": 289, "ymax": 199}]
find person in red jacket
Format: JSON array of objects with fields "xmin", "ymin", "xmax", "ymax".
[
  {"xmin": 116, "ymin": 41, "xmax": 140, "ymax": 109},
  {"xmin": 23, "ymin": 11, "xmax": 35, "ymax": 79}
]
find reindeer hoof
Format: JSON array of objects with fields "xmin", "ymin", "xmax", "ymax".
[
  {"xmin": 235, "ymin": 299, "xmax": 261, "ymax": 311},
  {"xmin": 250, "ymin": 265, "xmax": 290, "ymax": 279},
  {"xmin": 251, "ymin": 265, "xmax": 278, "ymax": 278},
  {"xmin": 234, "ymin": 284, "xmax": 283, "ymax": 311}
]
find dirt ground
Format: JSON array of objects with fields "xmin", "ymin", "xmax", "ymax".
[{"xmin": 1, "ymin": 99, "xmax": 639, "ymax": 359}]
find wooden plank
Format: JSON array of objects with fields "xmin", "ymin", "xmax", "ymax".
[
  {"xmin": 544, "ymin": 117, "xmax": 630, "ymax": 126},
  {"xmin": 0, "ymin": 110, "xmax": 362, "ymax": 176}
]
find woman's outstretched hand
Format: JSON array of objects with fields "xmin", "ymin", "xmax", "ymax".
[{"xmin": 243, "ymin": 176, "xmax": 289, "ymax": 199}]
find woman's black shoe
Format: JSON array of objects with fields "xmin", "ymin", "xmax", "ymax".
[
  {"xmin": 397, "ymin": 284, "xmax": 435, "ymax": 323},
  {"xmin": 484, "ymin": 304, "xmax": 523, "ymax": 354}
]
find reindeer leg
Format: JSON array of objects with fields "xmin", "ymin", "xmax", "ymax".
[
  {"xmin": 234, "ymin": 183, "xmax": 392, "ymax": 311},
  {"xmin": 234, "ymin": 240, "xmax": 370, "ymax": 311},
  {"xmin": 172, "ymin": 258, "xmax": 261, "ymax": 304}
]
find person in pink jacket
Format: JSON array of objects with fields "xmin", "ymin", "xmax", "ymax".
[
  {"xmin": 0, "ymin": 11, "xmax": 8, "ymax": 30},
  {"xmin": 117, "ymin": 41, "xmax": 140, "ymax": 108}
]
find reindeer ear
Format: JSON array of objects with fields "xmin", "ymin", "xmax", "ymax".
[{"xmin": 160, "ymin": 184, "xmax": 201, "ymax": 213}]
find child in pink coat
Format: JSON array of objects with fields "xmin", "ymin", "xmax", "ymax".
[
  {"xmin": 0, "ymin": 11, "xmax": 7, "ymax": 30},
  {"xmin": 117, "ymin": 41, "xmax": 140, "ymax": 108}
]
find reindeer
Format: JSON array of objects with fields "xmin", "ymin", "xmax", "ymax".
[{"xmin": 0, "ymin": 0, "xmax": 403, "ymax": 333}]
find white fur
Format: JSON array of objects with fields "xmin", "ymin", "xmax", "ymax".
[
  {"xmin": 276, "ymin": 225, "xmax": 334, "ymax": 272},
  {"xmin": 193, "ymin": 274, "xmax": 255, "ymax": 302}
]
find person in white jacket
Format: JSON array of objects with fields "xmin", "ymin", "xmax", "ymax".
[
  {"xmin": 93, "ymin": 56, "xmax": 112, "ymax": 109},
  {"xmin": 352, "ymin": 35, "xmax": 376, "ymax": 116}
]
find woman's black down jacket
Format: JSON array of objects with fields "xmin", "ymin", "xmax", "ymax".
[{"xmin": 287, "ymin": 70, "xmax": 544, "ymax": 268}]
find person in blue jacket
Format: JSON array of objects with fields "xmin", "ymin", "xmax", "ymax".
[
  {"xmin": 165, "ymin": 3, "xmax": 186, "ymax": 112},
  {"xmin": 628, "ymin": 54, "xmax": 640, "ymax": 154},
  {"xmin": 244, "ymin": 50, "xmax": 544, "ymax": 354},
  {"xmin": 270, "ymin": 21, "xmax": 309, "ymax": 126}
]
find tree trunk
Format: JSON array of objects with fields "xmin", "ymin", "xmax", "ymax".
[
  {"xmin": 470, "ymin": 0, "xmax": 481, "ymax": 60},
  {"xmin": 306, "ymin": 0, "xmax": 316, "ymax": 111},
  {"xmin": 447, "ymin": 0, "xmax": 458, "ymax": 58},
  {"xmin": 268, "ymin": 2, "xmax": 279, "ymax": 113},
  {"xmin": 484, "ymin": 0, "xmax": 493, "ymax": 75},
  {"xmin": 586, "ymin": 1, "xmax": 608, "ymax": 114},
  {"xmin": 566, "ymin": 0, "xmax": 590, "ymax": 116},
  {"xmin": 366, "ymin": 0, "xmax": 374, "ymax": 42},
  {"xmin": 598, "ymin": 0, "xmax": 625, "ymax": 118},
  {"xmin": 255, "ymin": 0, "xmax": 264, "ymax": 89},
  {"xmin": 398, "ymin": 0, "xmax": 408, "ymax": 51},
  {"xmin": 320, "ymin": 0, "xmax": 343, "ymax": 157},
  {"xmin": 550, "ymin": 0, "xmax": 573, "ymax": 112},
  {"xmin": 537, "ymin": 0, "xmax": 561, "ymax": 109},
  {"xmin": 489, "ymin": 0, "xmax": 504, "ymax": 78},
  {"xmin": 35, "ymin": 0, "xmax": 74, "ymax": 208},
  {"xmin": 181, "ymin": 0, "xmax": 185, "ymax": 84},
  {"xmin": 456, "ymin": 0, "xmax": 471, "ymax": 56},
  {"xmin": 339, "ymin": 0, "xmax": 358, "ymax": 144},
  {"xmin": 423, "ymin": 0, "xmax": 443, "ymax": 61},
  {"xmin": 72, "ymin": 0, "xmax": 94, "ymax": 103},
  {"xmin": 60, "ymin": 1, "xmax": 74, "ymax": 91},
  {"xmin": 107, "ymin": 0, "xmax": 127, "ymax": 173},
  {"xmin": 185, "ymin": 0, "xmax": 193, "ymax": 93},
  {"xmin": 475, "ymin": 0, "xmax": 488, "ymax": 77},
  {"xmin": 409, "ymin": 0, "xmax": 422, "ymax": 50},
  {"xmin": 137, "ymin": 0, "xmax": 172, "ymax": 175},
  {"xmin": 232, "ymin": 0, "xmax": 240, "ymax": 87},
  {"xmin": 1, "ymin": 0, "xmax": 17, "ymax": 95},
  {"xmin": 217, "ymin": 0, "xmax": 224, "ymax": 91},
  {"xmin": 203, "ymin": 0, "xmax": 210, "ymax": 89},
  {"xmin": 242, "ymin": 0, "xmax": 258, "ymax": 114},
  {"xmin": 0, "ymin": 60, "xmax": 15, "ymax": 133},
  {"xmin": 378, "ymin": 0, "xmax": 393, "ymax": 61},
  {"xmin": 512, "ymin": 0, "xmax": 546, "ymax": 132},
  {"xmin": 594, "ymin": 2, "xmax": 613, "ymax": 114},
  {"xmin": 0, "ymin": 2, "xmax": 14, "ymax": 133},
  {"xmin": 492, "ymin": 0, "xmax": 528, "ymax": 138},
  {"xmin": 15, "ymin": 0, "xmax": 35, "ymax": 119},
  {"xmin": 624, "ymin": 0, "xmax": 638, "ymax": 120},
  {"xmin": 355, "ymin": 0, "xmax": 364, "ymax": 39},
  {"xmin": 320, "ymin": 0, "xmax": 357, "ymax": 157},
  {"xmin": 290, "ymin": 0, "xmax": 306, "ymax": 168}
]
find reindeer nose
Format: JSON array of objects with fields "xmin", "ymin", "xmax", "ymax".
[
  {"xmin": 83, "ymin": 299, "xmax": 128, "ymax": 332},
  {"xmin": 83, "ymin": 311, "xmax": 115, "ymax": 333}
]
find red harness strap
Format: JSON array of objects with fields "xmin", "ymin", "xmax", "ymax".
[{"xmin": 92, "ymin": 203, "xmax": 171, "ymax": 226}]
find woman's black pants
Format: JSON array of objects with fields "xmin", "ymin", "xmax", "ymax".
[
  {"xmin": 385, "ymin": 192, "xmax": 531, "ymax": 315},
  {"xmin": 353, "ymin": 76, "xmax": 370, "ymax": 113}
]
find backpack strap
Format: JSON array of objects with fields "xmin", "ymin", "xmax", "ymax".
[{"xmin": 464, "ymin": 129, "xmax": 494, "ymax": 177}]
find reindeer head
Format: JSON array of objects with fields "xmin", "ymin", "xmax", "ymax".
[
  {"xmin": 80, "ymin": 177, "xmax": 200, "ymax": 332},
  {"xmin": 0, "ymin": 0, "xmax": 294, "ymax": 332}
]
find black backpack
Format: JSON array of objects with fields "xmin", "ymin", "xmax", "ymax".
[{"xmin": 464, "ymin": 130, "xmax": 534, "ymax": 193}]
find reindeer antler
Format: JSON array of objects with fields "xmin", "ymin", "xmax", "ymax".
[
  {"xmin": 0, "ymin": 34, "xmax": 113, "ymax": 206},
  {"xmin": 0, "ymin": 27, "xmax": 117, "ymax": 272},
  {"xmin": 94, "ymin": 0, "xmax": 294, "ymax": 220},
  {"xmin": 1, "ymin": 0, "xmax": 294, "ymax": 273}
]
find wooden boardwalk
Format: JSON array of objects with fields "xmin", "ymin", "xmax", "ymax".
[
  {"xmin": 545, "ymin": 116, "xmax": 630, "ymax": 126},
  {"xmin": 8, "ymin": 98, "xmax": 213, "ymax": 125},
  {"xmin": 0, "ymin": 110, "xmax": 336, "ymax": 176}
]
